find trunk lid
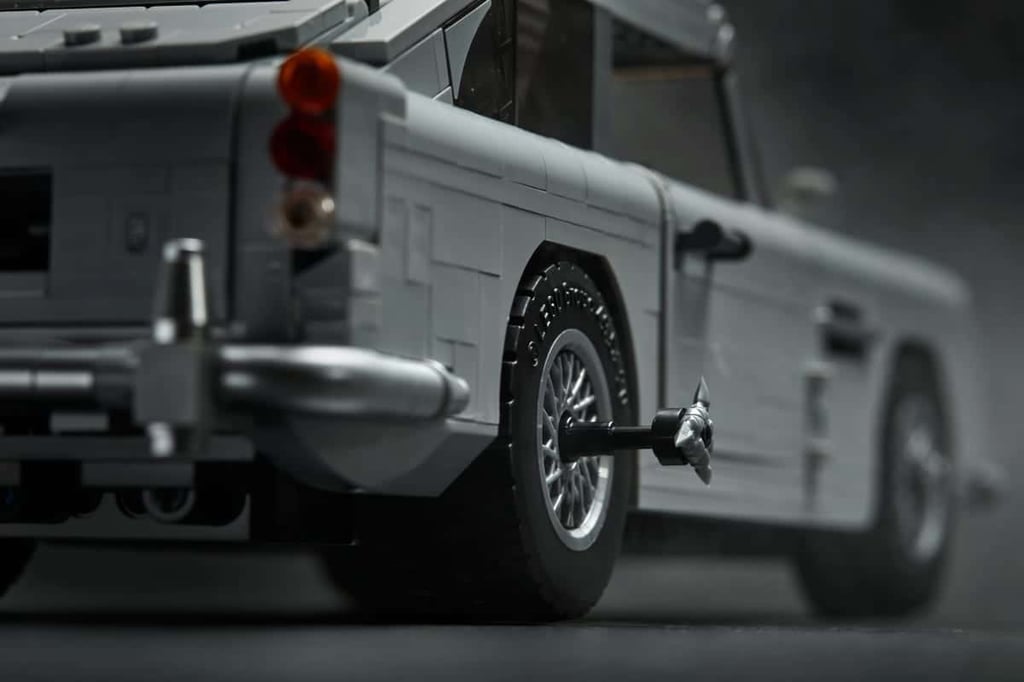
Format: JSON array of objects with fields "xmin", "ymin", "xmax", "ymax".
[{"xmin": 0, "ymin": 64, "xmax": 249, "ymax": 323}]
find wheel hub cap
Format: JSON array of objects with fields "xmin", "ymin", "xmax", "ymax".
[
  {"xmin": 892, "ymin": 394, "xmax": 950, "ymax": 564},
  {"xmin": 537, "ymin": 330, "xmax": 614, "ymax": 552}
]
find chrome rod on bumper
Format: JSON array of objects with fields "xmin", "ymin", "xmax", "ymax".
[
  {"xmin": 219, "ymin": 346, "xmax": 468, "ymax": 420},
  {"xmin": 0, "ymin": 345, "xmax": 469, "ymax": 419},
  {"xmin": 0, "ymin": 346, "xmax": 138, "ymax": 407}
]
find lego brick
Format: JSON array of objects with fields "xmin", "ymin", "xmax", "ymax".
[
  {"xmin": 443, "ymin": 0, "xmax": 489, "ymax": 98},
  {"xmin": 476, "ymin": 272, "xmax": 502, "ymax": 423},
  {"xmin": 499, "ymin": 205, "xmax": 545, "ymax": 305},
  {"xmin": 332, "ymin": 0, "xmax": 473, "ymax": 65},
  {"xmin": 499, "ymin": 130, "xmax": 547, "ymax": 191},
  {"xmin": 81, "ymin": 461, "xmax": 194, "ymax": 488},
  {"xmin": 542, "ymin": 143, "xmax": 587, "ymax": 202},
  {"xmin": 383, "ymin": 28, "xmax": 450, "ymax": 98},
  {"xmin": 431, "ymin": 263, "xmax": 479, "ymax": 346},
  {"xmin": 430, "ymin": 187, "xmax": 501, "ymax": 275},
  {"xmin": 400, "ymin": 94, "xmax": 504, "ymax": 178},
  {"xmin": 0, "ymin": 1, "xmax": 362, "ymax": 72},
  {"xmin": 406, "ymin": 204, "xmax": 432, "ymax": 284},
  {"xmin": 336, "ymin": 61, "xmax": 407, "ymax": 240},
  {"xmin": 347, "ymin": 293, "xmax": 383, "ymax": 347},
  {"xmin": 433, "ymin": 86, "xmax": 453, "ymax": 104},
  {"xmin": 381, "ymin": 195, "xmax": 409, "ymax": 275},
  {"xmin": 432, "ymin": 337, "xmax": 456, "ymax": 371},
  {"xmin": 452, "ymin": 341, "xmax": 479, "ymax": 418},
  {"xmin": 133, "ymin": 344, "xmax": 207, "ymax": 426},
  {"xmin": 347, "ymin": 239, "xmax": 381, "ymax": 294}
]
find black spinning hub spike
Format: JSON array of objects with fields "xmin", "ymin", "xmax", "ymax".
[{"xmin": 558, "ymin": 377, "xmax": 714, "ymax": 485}]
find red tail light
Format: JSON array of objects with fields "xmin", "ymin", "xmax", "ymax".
[{"xmin": 269, "ymin": 114, "xmax": 335, "ymax": 181}]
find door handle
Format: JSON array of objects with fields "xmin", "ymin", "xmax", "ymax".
[
  {"xmin": 815, "ymin": 300, "xmax": 875, "ymax": 358},
  {"xmin": 675, "ymin": 221, "xmax": 752, "ymax": 268}
]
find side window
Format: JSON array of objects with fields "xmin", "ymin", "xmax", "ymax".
[
  {"xmin": 601, "ymin": 19, "xmax": 740, "ymax": 198},
  {"xmin": 515, "ymin": 0, "xmax": 595, "ymax": 149},
  {"xmin": 456, "ymin": 0, "xmax": 595, "ymax": 148},
  {"xmin": 455, "ymin": 0, "xmax": 516, "ymax": 123}
]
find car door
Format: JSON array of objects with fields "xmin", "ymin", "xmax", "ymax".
[
  {"xmin": 656, "ymin": 186, "xmax": 821, "ymax": 519},
  {"xmin": 584, "ymin": 4, "xmax": 819, "ymax": 519}
]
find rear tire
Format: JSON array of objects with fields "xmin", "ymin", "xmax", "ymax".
[
  {"xmin": 323, "ymin": 261, "xmax": 635, "ymax": 620},
  {"xmin": 795, "ymin": 351, "xmax": 953, "ymax": 618}
]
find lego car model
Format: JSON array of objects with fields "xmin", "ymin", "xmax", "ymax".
[{"xmin": 0, "ymin": 0, "xmax": 996, "ymax": 619}]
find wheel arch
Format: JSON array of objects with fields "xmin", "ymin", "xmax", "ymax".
[{"xmin": 885, "ymin": 338, "xmax": 950, "ymax": 430}]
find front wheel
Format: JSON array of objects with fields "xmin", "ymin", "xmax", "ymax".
[
  {"xmin": 323, "ymin": 261, "xmax": 634, "ymax": 620},
  {"xmin": 795, "ymin": 352, "xmax": 953, "ymax": 618}
]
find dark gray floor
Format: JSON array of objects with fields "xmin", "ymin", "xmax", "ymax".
[
  {"xmin": 0, "ymin": 545, "xmax": 1021, "ymax": 681},
  {"xmin": 1, "ymin": 619, "xmax": 1021, "ymax": 682}
]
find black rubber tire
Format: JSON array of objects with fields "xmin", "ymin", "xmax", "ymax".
[
  {"xmin": 322, "ymin": 261, "xmax": 635, "ymax": 621},
  {"xmin": 0, "ymin": 540, "xmax": 35, "ymax": 599},
  {"xmin": 795, "ymin": 351, "xmax": 953, "ymax": 619}
]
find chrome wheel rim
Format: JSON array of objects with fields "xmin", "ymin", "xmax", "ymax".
[
  {"xmin": 891, "ymin": 393, "xmax": 950, "ymax": 564},
  {"xmin": 536, "ymin": 329, "xmax": 614, "ymax": 552}
]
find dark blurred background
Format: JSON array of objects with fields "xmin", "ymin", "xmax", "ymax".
[
  {"xmin": 3, "ymin": 0, "xmax": 1023, "ymax": 628},
  {"xmin": 716, "ymin": 0, "xmax": 1024, "ymax": 627}
]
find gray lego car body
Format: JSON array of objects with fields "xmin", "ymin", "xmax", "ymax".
[{"xmin": 0, "ymin": 0, "xmax": 998, "ymax": 617}]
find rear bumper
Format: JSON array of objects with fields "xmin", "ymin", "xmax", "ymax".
[
  {"xmin": 0, "ymin": 237, "xmax": 474, "ymax": 495},
  {"xmin": 0, "ymin": 341, "xmax": 471, "ymax": 494}
]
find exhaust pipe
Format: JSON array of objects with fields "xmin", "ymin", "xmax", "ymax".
[
  {"xmin": 141, "ymin": 487, "xmax": 196, "ymax": 524},
  {"xmin": 116, "ymin": 486, "xmax": 246, "ymax": 526}
]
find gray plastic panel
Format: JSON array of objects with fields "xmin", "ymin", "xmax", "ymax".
[
  {"xmin": 382, "ymin": 26, "xmax": 449, "ymax": 98},
  {"xmin": 0, "ymin": 0, "xmax": 366, "ymax": 73},
  {"xmin": 442, "ymin": 0, "xmax": 487, "ymax": 97},
  {"xmin": 0, "ymin": 64, "xmax": 248, "ymax": 323},
  {"xmin": 331, "ymin": 0, "xmax": 473, "ymax": 65}
]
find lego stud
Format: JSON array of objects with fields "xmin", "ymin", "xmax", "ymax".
[
  {"xmin": 120, "ymin": 21, "xmax": 158, "ymax": 45},
  {"xmin": 63, "ymin": 24, "xmax": 102, "ymax": 47}
]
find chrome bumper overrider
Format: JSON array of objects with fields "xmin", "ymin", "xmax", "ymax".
[{"xmin": 0, "ymin": 239, "xmax": 469, "ymax": 458}]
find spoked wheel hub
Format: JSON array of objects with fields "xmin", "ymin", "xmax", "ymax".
[
  {"xmin": 891, "ymin": 393, "xmax": 951, "ymax": 565},
  {"xmin": 537, "ymin": 329, "xmax": 614, "ymax": 552}
]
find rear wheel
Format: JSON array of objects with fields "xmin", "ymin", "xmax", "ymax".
[
  {"xmin": 796, "ymin": 352, "xmax": 953, "ymax": 618},
  {"xmin": 323, "ymin": 261, "xmax": 634, "ymax": 620}
]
